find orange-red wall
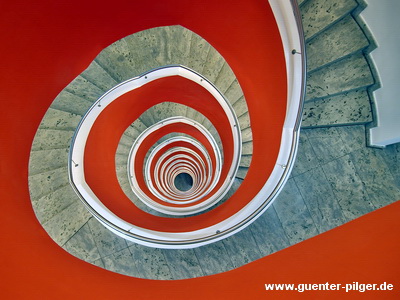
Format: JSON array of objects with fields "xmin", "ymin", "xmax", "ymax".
[{"xmin": 0, "ymin": 0, "xmax": 398, "ymax": 299}]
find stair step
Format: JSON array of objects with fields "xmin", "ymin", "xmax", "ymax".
[
  {"xmin": 214, "ymin": 62, "xmax": 236, "ymax": 94},
  {"xmin": 39, "ymin": 108, "xmax": 81, "ymax": 131},
  {"xmin": 305, "ymin": 53, "xmax": 374, "ymax": 102},
  {"xmin": 297, "ymin": 0, "xmax": 308, "ymax": 7},
  {"xmin": 239, "ymin": 155, "xmax": 252, "ymax": 168},
  {"xmin": 162, "ymin": 26, "xmax": 192, "ymax": 66},
  {"xmin": 241, "ymin": 127, "xmax": 253, "ymax": 143},
  {"xmin": 202, "ymin": 47, "xmax": 225, "ymax": 82},
  {"xmin": 65, "ymin": 74, "xmax": 105, "ymax": 103},
  {"xmin": 236, "ymin": 167, "xmax": 248, "ymax": 180},
  {"xmin": 232, "ymin": 96, "xmax": 248, "ymax": 118},
  {"xmin": 152, "ymin": 102, "xmax": 188, "ymax": 122},
  {"xmin": 238, "ymin": 112, "xmax": 251, "ymax": 130},
  {"xmin": 242, "ymin": 141, "xmax": 253, "ymax": 155},
  {"xmin": 301, "ymin": 0, "xmax": 358, "ymax": 41},
  {"xmin": 302, "ymin": 88, "xmax": 373, "ymax": 128},
  {"xmin": 31, "ymin": 129, "xmax": 74, "ymax": 151},
  {"xmin": 42, "ymin": 200, "xmax": 92, "ymax": 246},
  {"xmin": 32, "ymin": 184, "xmax": 80, "ymax": 224},
  {"xmin": 186, "ymin": 32, "xmax": 212, "ymax": 74},
  {"xmin": 81, "ymin": 60, "xmax": 119, "ymax": 91},
  {"xmin": 28, "ymin": 166, "xmax": 69, "ymax": 200},
  {"xmin": 94, "ymin": 39, "xmax": 138, "ymax": 82},
  {"xmin": 29, "ymin": 148, "xmax": 69, "ymax": 175},
  {"xmin": 51, "ymin": 90, "xmax": 93, "ymax": 116},
  {"xmin": 224, "ymin": 79, "xmax": 243, "ymax": 106},
  {"xmin": 139, "ymin": 110, "xmax": 156, "ymax": 128},
  {"xmin": 306, "ymin": 15, "xmax": 370, "ymax": 72}
]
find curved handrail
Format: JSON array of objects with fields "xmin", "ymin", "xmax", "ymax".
[{"xmin": 67, "ymin": 0, "xmax": 306, "ymax": 248}]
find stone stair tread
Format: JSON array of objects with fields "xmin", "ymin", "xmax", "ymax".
[
  {"xmin": 162, "ymin": 26, "xmax": 192, "ymax": 66},
  {"xmin": 28, "ymin": 166, "xmax": 69, "ymax": 200},
  {"xmin": 39, "ymin": 108, "xmax": 82, "ymax": 131},
  {"xmin": 32, "ymin": 184, "xmax": 80, "ymax": 224},
  {"xmin": 305, "ymin": 53, "xmax": 374, "ymax": 102},
  {"xmin": 31, "ymin": 129, "xmax": 74, "ymax": 151},
  {"xmin": 42, "ymin": 200, "xmax": 92, "ymax": 246},
  {"xmin": 242, "ymin": 142, "xmax": 253, "ymax": 155},
  {"xmin": 214, "ymin": 62, "xmax": 236, "ymax": 94},
  {"xmin": 139, "ymin": 110, "xmax": 157, "ymax": 128},
  {"xmin": 238, "ymin": 112, "xmax": 251, "ymax": 130},
  {"xmin": 202, "ymin": 47, "xmax": 225, "ymax": 82},
  {"xmin": 301, "ymin": 88, "xmax": 372, "ymax": 128},
  {"xmin": 29, "ymin": 148, "xmax": 69, "ymax": 175},
  {"xmin": 152, "ymin": 102, "xmax": 188, "ymax": 122},
  {"xmin": 241, "ymin": 127, "xmax": 253, "ymax": 143},
  {"xmin": 81, "ymin": 60, "xmax": 119, "ymax": 91},
  {"xmin": 95, "ymin": 38, "xmax": 139, "ymax": 82},
  {"xmin": 306, "ymin": 15, "xmax": 369, "ymax": 72},
  {"xmin": 224, "ymin": 79, "xmax": 243, "ymax": 106},
  {"xmin": 51, "ymin": 90, "xmax": 93, "ymax": 116},
  {"xmin": 239, "ymin": 155, "xmax": 252, "ymax": 168},
  {"xmin": 232, "ymin": 96, "xmax": 248, "ymax": 118},
  {"xmin": 236, "ymin": 167, "xmax": 248, "ymax": 180},
  {"xmin": 186, "ymin": 32, "xmax": 212, "ymax": 74},
  {"xmin": 301, "ymin": 0, "xmax": 358, "ymax": 41},
  {"xmin": 65, "ymin": 74, "xmax": 105, "ymax": 103}
]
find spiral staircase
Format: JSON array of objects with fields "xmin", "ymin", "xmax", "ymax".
[{"xmin": 28, "ymin": 0, "xmax": 400, "ymax": 279}]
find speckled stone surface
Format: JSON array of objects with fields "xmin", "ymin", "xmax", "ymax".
[
  {"xmin": 186, "ymin": 31, "xmax": 211, "ymax": 74},
  {"xmin": 222, "ymin": 226, "xmax": 262, "ymax": 268},
  {"xmin": 214, "ymin": 62, "xmax": 236, "ymax": 94},
  {"xmin": 39, "ymin": 108, "xmax": 82, "ymax": 131},
  {"xmin": 336, "ymin": 125, "xmax": 366, "ymax": 152},
  {"xmin": 63, "ymin": 222, "xmax": 101, "ymax": 263},
  {"xmin": 302, "ymin": 88, "xmax": 372, "ymax": 127},
  {"xmin": 88, "ymin": 218, "xmax": 129, "ymax": 257},
  {"xmin": 305, "ymin": 127, "xmax": 350, "ymax": 164},
  {"xmin": 29, "ymin": 148, "xmax": 69, "ymax": 175},
  {"xmin": 162, "ymin": 249, "xmax": 204, "ymax": 279},
  {"xmin": 249, "ymin": 205, "xmax": 290, "ymax": 256},
  {"xmin": 224, "ymin": 79, "xmax": 243, "ymax": 105},
  {"xmin": 29, "ymin": 166, "xmax": 69, "ymax": 199},
  {"xmin": 31, "ymin": 129, "xmax": 73, "ymax": 151},
  {"xmin": 350, "ymin": 147, "xmax": 400, "ymax": 208},
  {"xmin": 241, "ymin": 127, "xmax": 253, "ymax": 143},
  {"xmin": 306, "ymin": 15, "xmax": 369, "ymax": 72},
  {"xmin": 202, "ymin": 47, "xmax": 225, "ymax": 82},
  {"xmin": 294, "ymin": 167, "xmax": 348, "ymax": 232},
  {"xmin": 32, "ymin": 184, "xmax": 79, "ymax": 224},
  {"xmin": 306, "ymin": 53, "xmax": 374, "ymax": 101},
  {"xmin": 51, "ymin": 90, "xmax": 93, "ymax": 115},
  {"xmin": 301, "ymin": 0, "xmax": 358, "ymax": 40},
  {"xmin": 291, "ymin": 131, "xmax": 319, "ymax": 176},
  {"xmin": 129, "ymin": 243, "xmax": 172, "ymax": 280},
  {"xmin": 65, "ymin": 75, "xmax": 105, "ymax": 103},
  {"xmin": 322, "ymin": 155, "xmax": 375, "ymax": 220},
  {"xmin": 377, "ymin": 143, "xmax": 400, "ymax": 187},
  {"xmin": 81, "ymin": 60, "xmax": 118, "ymax": 91},
  {"xmin": 95, "ymin": 39, "xmax": 139, "ymax": 82},
  {"xmin": 42, "ymin": 201, "xmax": 92, "ymax": 245},
  {"xmin": 273, "ymin": 179, "xmax": 319, "ymax": 244},
  {"xmin": 239, "ymin": 155, "xmax": 252, "ymax": 167},
  {"xmin": 194, "ymin": 241, "xmax": 234, "ymax": 276},
  {"xmin": 102, "ymin": 248, "xmax": 137, "ymax": 276},
  {"xmin": 238, "ymin": 112, "xmax": 251, "ymax": 130}
]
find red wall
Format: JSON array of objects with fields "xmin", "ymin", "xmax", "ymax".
[{"xmin": 0, "ymin": 0, "xmax": 398, "ymax": 298}]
